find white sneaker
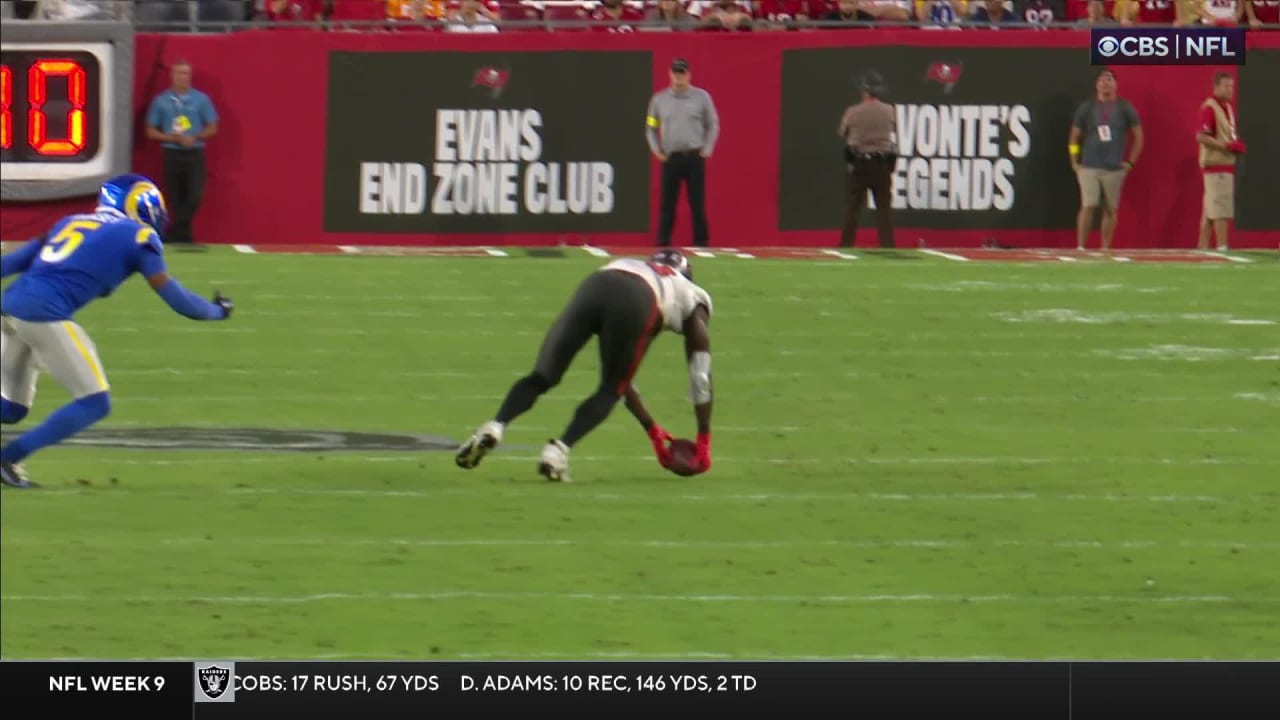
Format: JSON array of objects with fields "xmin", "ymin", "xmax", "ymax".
[
  {"xmin": 455, "ymin": 421, "xmax": 504, "ymax": 469},
  {"xmin": 538, "ymin": 439, "xmax": 571, "ymax": 482}
]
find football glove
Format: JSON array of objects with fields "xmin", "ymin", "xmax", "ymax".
[
  {"xmin": 647, "ymin": 424, "xmax": 674, "ymax": 468},
  {"xmin": 213, "ymin": 290, "xmax": 234, "ymax": 319},
  {"xmin": 1228, "ymin": 140, "xmax": 1247, "ymax": 155}
]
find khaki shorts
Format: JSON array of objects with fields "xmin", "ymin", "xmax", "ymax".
[
  {"xmin": 1, "ymin": 315, "xmax": 110, "ymax": 407},
  {"xmin": 1076, "ymin": 167, "xmax": 1127, "ymax": 210},
  {"xmin": 1203, "ymin": 172, "xmax": 1235, "ymax": 221}
]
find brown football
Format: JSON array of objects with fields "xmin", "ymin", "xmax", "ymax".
[{"xmin": 667, "ymin": 439, "xmax": 701, "ymax": 477}]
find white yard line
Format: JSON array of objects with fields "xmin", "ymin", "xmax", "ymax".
[
  {"xmin": 30, "ymin": 486, "xmax": 1262, "ymax": 503},
  {"xmin": 231, "ymin": 244, "xmax": 257, "ymax": 254},
  {"xmin": 94, "ymin": 537, "xmax": 1277, "ymax": 551},
  {"xmin": 101, "ymin": 346, "xmax": 1280, "ymax": 359},
  {"xmin": 28, "ymin": 454, "xmax": 1280, "ymax": 470},
  {"xmin": 91, "ymin": 366, "xmax": 1263, "ymax": 383},
  {"xmin": 86, "ymin": 392, "xmax": 1233, "ymax": 409},
  {"xmin": 3, "ymin": 591, "xmax": 1274, "ymax": 605}
]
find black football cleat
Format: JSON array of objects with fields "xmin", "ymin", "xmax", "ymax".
[{"xmin": 455, "ymin": 421, "xmax": 504, "ymax": 470}]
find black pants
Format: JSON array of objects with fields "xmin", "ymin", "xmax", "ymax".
[
  {"xmin": 494, "ymin": 270, "xmax": 660, "ymax": 446},
  {"xmin": 842, "ymin": 155, "xmax": 896, "ymax": 248},
  {"xmin": 658, "ymin": 151, "xmax": 709, "ymax": 247},
  {"xmin": 163, "ymin": 147, "xmax": 207, "ymax": 244}
]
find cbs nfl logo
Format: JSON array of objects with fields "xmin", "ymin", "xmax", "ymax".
[
  {"xmin": 1092, "ymin": 28, "xmax": 1246, "ymax": 66},
  {"xmin": 194, "ymin": 661, "xmax": 237, "ymax": 703}
]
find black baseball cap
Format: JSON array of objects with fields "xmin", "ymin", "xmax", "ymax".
[
  {"xmin": 860, "ymin": 70, "xmax": 886, "ymax": 96},
  {"xmin": 671, "ymin": 58, "xmax": 690, "ymax": 73}
]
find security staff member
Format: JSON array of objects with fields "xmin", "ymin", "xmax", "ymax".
[
  {"xmin": 1196, "ymin": 72, "xmax": 1246, "ymax": 252},
  {"xmin": 144, "ymin": 60, "xmax": 219, "ymax": 244},
  {"xmin": 837, "ymin": 72, "xmax": 897, "ymax": 248},
  {"xmin": 646, "ymin": 58, "xmax": 721, "ymax": 248}
]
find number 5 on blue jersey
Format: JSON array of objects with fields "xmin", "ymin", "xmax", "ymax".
[{"xmin": 39, "ymin": 220, "xmax": 101, "ymax": 264}]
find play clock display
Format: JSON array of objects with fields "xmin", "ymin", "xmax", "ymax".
[
  {"xmin": 1, "ymin": 49, "xmax": 103, "ymax": 165},
  {"xmin": 1, "ymin": 22, "xmax": 133, "ymax": 201}
]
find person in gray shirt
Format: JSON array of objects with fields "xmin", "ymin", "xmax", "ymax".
[
  {"xmin": 1068, "ymin": 69, "xmax": 1143, "ymax": 253},
  {"xmin": 646, "ymin": 58, "xmax": 720, "ymax": 248}
]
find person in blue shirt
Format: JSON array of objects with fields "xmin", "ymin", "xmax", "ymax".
[
  {"xmin": 144, "ymin": 60, "xmax": 218, "ymax": 244},
  {"xmin": 0, "ymin": 173, "xmax": 232, "ymax": 489}
]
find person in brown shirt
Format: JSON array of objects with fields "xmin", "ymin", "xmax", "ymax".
[{"xmin": 838, "ymin": 71, "xmax": 898, "ymax": 248}]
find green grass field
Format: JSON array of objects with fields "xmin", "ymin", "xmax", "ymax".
[{"xmin": 2, "ymin": 247, "xmax": 1278, "ymax": 661}]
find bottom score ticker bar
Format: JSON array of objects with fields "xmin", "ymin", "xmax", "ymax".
[{"xmin": 1, "ymin": 660, "xmax": 1277, "ymax": 718}]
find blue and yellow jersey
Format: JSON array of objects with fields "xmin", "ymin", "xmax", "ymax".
[{"xmin": 2, "ymin": 209, "xmax": 164, "ymax": 322}]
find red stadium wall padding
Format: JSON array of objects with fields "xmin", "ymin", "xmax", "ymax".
[{"xmin": 2, "ymin": 30, "xmax": 1277, "ymax": 249}]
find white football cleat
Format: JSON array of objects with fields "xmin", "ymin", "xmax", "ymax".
[
  {"xmin": 455, "ymin": 421, "xmax": 504, "ymax": 470},
  {"xmin": 1, "ymin": 461, "xmax": 35, "ymax": 489},
  {"xmin": 538, "ymin": 439, "xmax": 571, "ymax": 483}
]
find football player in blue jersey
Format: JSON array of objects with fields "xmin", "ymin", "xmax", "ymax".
[{"xmin": 0, "ymin": 173, "xmax": 232, "ymax": 488}]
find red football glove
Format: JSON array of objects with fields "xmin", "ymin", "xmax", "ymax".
[
  {"xmin": 693, "ymin": 432, "xmax": 712, "ymax": 473},
  {"xmin": 647, "ymin": 424, "xmax": 674, "ymax": 468},
  {"xmin": 1228, "ymin": 140, "xmax": 1247, "ymax": 155}
]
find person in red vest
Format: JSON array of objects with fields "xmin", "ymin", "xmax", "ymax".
[{"xmin": 1196, "ymin": 73, "xmax": 1247, "ymax": 252}]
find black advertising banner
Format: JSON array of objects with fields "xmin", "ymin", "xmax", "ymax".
[
  {"xmin": 4, "ymin": 660, "xmax": 1279, "ymax": 717},
  {"xmin": 323, "ymin": 51, "xmax": 652, "ymax": 234},
  {"xmin": 778, "ymin": 48, "xmax": 1099, "ymax": 232},
  {"xmin": 1236, "ymin": 50, "xmax": 1280, "ymax": 231}
]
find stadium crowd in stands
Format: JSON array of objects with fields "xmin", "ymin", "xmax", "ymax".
[{"xmin": 6, "ymin": 0, "xmax": 1278, "ymax": 29}]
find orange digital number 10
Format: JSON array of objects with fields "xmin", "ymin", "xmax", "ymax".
[{"xmin": 28, "ymin": 59, "xmax": 87, "ymax": 156}]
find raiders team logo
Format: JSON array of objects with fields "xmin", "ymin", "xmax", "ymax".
[{"xmin": 198, "ymin": 665, "xmax": 231, "ymax": 700}]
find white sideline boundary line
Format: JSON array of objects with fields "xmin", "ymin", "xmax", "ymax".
[
  {"xmin": 581, "ymin": 246, "xmax": 611, "ymax": 258},
  {"xmin": 231, "ymin": 244, "xmax": 257, "ymax": 254},
  {"xmin": 1195, "ymin": 251, "xmax": 1252, "ymax": 264},
  {"xmin": 820, "ymin": 249, "xmax": 859, "ymax": 260},
  {"xmin": 919, "ymin": 249, "xmax": 969, "ymax": 262},
  {"xmin": 4, "ymin": 591, "xmax": 1275, "ymax": 605}
]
